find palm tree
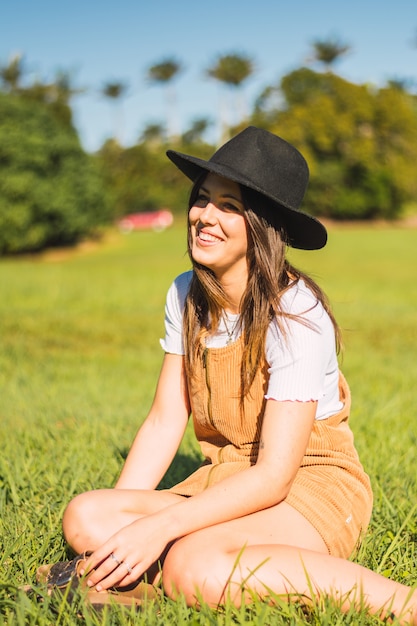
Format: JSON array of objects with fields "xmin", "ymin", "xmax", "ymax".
[
  {"xmin": 386, "ymin": 77, "xmax": 414, "ymax": 93},
  {"xmin": 53, "ymin": 69, "xmax": 84, "ymax": 101},
  {"xmin": 310, "ymin": 37, "xmax": 351, "ymax": 71},
  {"xmin": 18, "ymin": 68, "xmax": 84, "ymax": 128},
  {"xmin": 0, "ymin": 53, "xmax": 24, "ymax": 92},
  {"xmin": 47, "ymin": 69, "xmax": 85, "ymax": 128},
  {"xmin": 140, "ymin": 123, "xmax": 165, "ymax": 146},
  {"xmin": 147, "ymin": 58, "xmax": 182, "ymax": 139},
  {"xmin": 181, "ymin": 118, "xmax": 211, "ymax": 145},
  {"xmin": 206, "ymin": 52, "xmax": 254, "ymax": 142},
  {"xmin": 102, "ymin": 80, "xmax": 128, "ymax": 142}
]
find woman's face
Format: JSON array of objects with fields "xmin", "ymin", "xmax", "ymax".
[{"xmin": 189, "ymin": 173, "xmax": 249, "ymax": 283}]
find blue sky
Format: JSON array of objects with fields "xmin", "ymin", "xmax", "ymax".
[{"xmin": 2, "ymin": 0, "xmax": 416, "ymax": 152}]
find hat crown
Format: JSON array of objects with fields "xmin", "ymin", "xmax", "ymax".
[{"xmin": 208, "ymin": 126, "xmax": 309, "ymax": 211}]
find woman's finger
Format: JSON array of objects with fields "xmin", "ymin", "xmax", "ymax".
[
  {"xmin": 82, "ymin": 550, "xmax": 140, "ymax": 590},
  {"xmin": 80, "ymin": 550, "xmax": 118, "ymax": 582},
  {"xmin": 80, "ymin": 545, "xmax": 114, "ymax": 575},
  {"xmin": 92, "ymin": 562, "xmax": 138, "ymax": 591}
]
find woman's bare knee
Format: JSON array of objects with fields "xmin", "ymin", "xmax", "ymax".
[
  {"xmin": 62, "ymin": 490, "xmax": 107, "ymax": 552},
  {"xmin": 63, "ymin": 488, "xmax": 186, "ymax": 555},
  {"xmin": 162, "ymin": 536, "xmax": 232, "ymax": 606}
]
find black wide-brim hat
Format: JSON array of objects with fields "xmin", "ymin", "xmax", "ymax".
[{"xmin": 167, "ymin": 126, "xmax": 327, "ymax": 250}]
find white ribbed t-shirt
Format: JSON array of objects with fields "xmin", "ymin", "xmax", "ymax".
[{"xmin": 160, "ymin": 271, "xmax": 343, "ymax": 420}]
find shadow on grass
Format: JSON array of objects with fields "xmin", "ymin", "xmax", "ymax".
[
  {"xmin": 158, "ymin": 452, "xmax": 203, "ymax": 490},
  {"xmin": 116, "ymin": 447, "xmax": 202, "ymax": 491}
]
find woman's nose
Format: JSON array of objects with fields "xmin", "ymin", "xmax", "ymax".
[{"xmin": 199, "ymin": 202, "xmax": 217, "ymax": 224}]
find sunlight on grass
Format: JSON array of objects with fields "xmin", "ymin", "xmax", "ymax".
[{"xmin": 1, "ymin": 222, "xmax": 416, "ymax": 624}]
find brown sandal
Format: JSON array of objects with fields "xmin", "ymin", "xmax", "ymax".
[
  {"xmin": 36, "ymin": 551, "xmax": 92, "ymax": 588},
  {"xmin": 27, "ymin": 552, "xmax": 161, "ymax": 610}
]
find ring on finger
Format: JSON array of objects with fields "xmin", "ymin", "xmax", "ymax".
[
  {"xmin": 124, "ymin": 562, "xmax": 133, "ymax": 575},
  {"xmin": 110, "ymin": 552, "xmax": 122, "ymax": 566}
]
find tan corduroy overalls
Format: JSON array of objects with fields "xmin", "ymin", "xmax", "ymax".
[{"xmin": 169, "ymin": 336, "xmax": 373, "ymax": 558}]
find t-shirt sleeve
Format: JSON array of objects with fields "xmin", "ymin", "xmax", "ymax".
[
  {"xmin": 265, "ymin": 282, "xmax": 336, "ymax": 402},
  {"xmin": 159, "ymin": 271, "xmax": 192, "ymax": 355}
]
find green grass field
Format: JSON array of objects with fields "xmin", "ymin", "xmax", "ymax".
[{"xmin": 1, "ymin": 222, "xmax": 416, "ymax": 625}]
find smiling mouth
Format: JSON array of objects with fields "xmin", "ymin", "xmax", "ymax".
[{"xmin": 197, "ymin": 230, "xmax": 222, "ymax": 243}]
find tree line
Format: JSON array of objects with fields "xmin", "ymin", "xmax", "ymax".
[{"xmin": 0, "ymin": 38, "xmax": 416, "ymax": 254}]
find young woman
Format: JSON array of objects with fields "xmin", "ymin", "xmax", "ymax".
[{"xmin": 61, "ymin": 127, "xmax": 416, "ymax": 622}]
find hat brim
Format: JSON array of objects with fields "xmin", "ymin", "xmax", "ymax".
[{"xmin": 167, "ymin": 149, "xmax": 327, "ymax": 250}]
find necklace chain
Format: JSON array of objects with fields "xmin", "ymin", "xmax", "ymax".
[{"xmin": 222, "ymin": 312, "xmax": 239, "ymax": 345}]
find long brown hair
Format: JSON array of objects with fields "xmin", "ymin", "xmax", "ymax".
[{"xmin": 183, "ymin": 176, "xmax": 341, "ymax": 399}]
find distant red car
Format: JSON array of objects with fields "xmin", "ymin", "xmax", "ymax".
[{"xmin": 118, "ymin": 209, "xmax": 174, "ymax": 233}]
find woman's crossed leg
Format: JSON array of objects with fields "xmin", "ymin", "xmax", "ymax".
[{"xmin": 63, "ymin": 490, "xmax": 416, "ymax": 624}]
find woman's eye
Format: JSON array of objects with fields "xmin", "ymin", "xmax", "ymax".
[
  {"xmin": 224, "ymin": 203, "xmax": 240, "ymax": 212},
  {"xmin": 195, "ymin": 193, "xmax": 209, "ymax": 205}
]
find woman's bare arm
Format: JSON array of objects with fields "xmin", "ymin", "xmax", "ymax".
[{"xmin": 115, "ymin": 353, "xmax": 190, "ymax": 490}]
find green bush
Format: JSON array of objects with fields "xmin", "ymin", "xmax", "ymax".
[
  {"xmin": 96, "ymin": 139, "xmax": 214, "ymax": 218},
  {"xmin": 254, "ymin": 69, "xmax": 417, "ymax": 220},
  {"xmin": 0, "ymin": 93, "xmax": 111, "ymax": 254}
]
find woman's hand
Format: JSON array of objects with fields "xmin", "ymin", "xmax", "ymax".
[{"xmin": 80, "ymin": 514, "xmax": 171, "ymax": 591}]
